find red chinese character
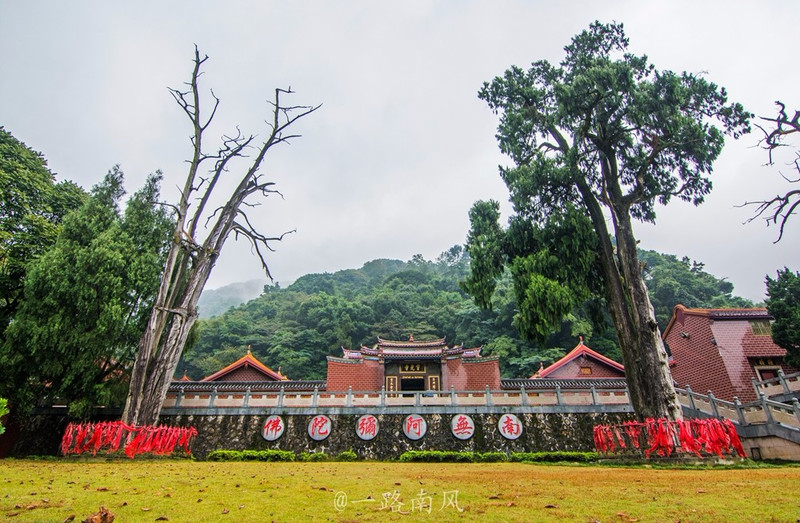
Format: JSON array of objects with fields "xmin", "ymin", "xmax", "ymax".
[
  {"xmin": 358, "ymin": 416, "xmax": 377, "ymax": 437},
  {"xmin": 502, "ymin": 415, "xmax": 520, "ymax": 436},
  {"xmin": 311, "ymin": 416, "xmax": 330, "ymax": 437},
  {"xmin": 406, "ymin": 416, "xmax": 423, "ymax": 436},
  {"xmin": 453, "ymin": 415, "xmax": 473, "ymax": 435},
  {"xmin": 264, "ymin": 417, "xmax": 283, "ymax": 436}
]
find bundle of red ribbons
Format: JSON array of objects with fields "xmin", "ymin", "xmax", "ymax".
[
  {"xmin": 593, "ymin": 418, "xmax": 746, "ymax": 458},
  {"xmin": 60, "ymin": 421, "xmax": 197, "ymax": 458}
]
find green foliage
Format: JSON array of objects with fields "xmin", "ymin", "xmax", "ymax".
[
  {"xmin": 335, "ymin": 449, "xmax": 358, "ymax": 462},
  {"xmin": 398, "ymin": 450, "xmax": 508, "ymax": 463},
  {"xmin": 185, "ymin": 242, "xmax": 752, "ymax": 381},
  {"xmin": 205, "ymin": 449, "xmax": 295, "ymax": 462},
  {"xmin": 0, "ymin": 127, "xmax": 86, "ymax": 333},
  {"xmin": 0, "ymin": 167, "xmax": 173, "ymax": 417},
  {"xmin": 641, "ymin": 250, "xmax": 754, "ymax": 329},
  {"xmin": 0, "ymin": 397, "xmax": 8, "ymax": 435},
  {"xmin": 509, "ymin": 451, "xmax": 600, "ymax": 463},
  {"xmin": 766, "ymin": 268, "xmax": 800, "ymax": 367},
  {"xmin": 467, "ymin": 21, "xmax": 750, "ymax": 348},
  {"xmin": 299, "ymin": 451, "xmax": 329, "ymax": 462}
]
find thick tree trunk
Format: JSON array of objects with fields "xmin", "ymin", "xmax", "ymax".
[{"xmin": 577, "ymin": 179, "xmax": 682, "ymax": 420}]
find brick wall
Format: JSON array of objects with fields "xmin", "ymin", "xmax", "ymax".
[
  {"xmin": 326, "ymin": 359, "xmax": 383, "ymax": 391},
  {"xmin": 464, "ymin": 359, "xmax": 501, "ymax": 390}
]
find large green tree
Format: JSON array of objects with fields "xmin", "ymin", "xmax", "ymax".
[
  {"xmin": 466, "ymin": 22, "xmax": 750, "ymax": 419},
  {"xmin": 766, "ymin": 268, "xmax": 800, "ymax": 368},
  {"xmin": 0, "ymin": 167, "xmax": 172, "ymax": 417},
  {"xmin": 0, "ymin": 127, "xmax": 85, "ymax": 331}
]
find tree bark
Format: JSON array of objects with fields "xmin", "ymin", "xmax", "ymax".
[
  {"xmin": 576, "ymin": 173, "xmax": 681, "ymax": 420},
  {"xmin": 121, "ymin": 47, "xmax": 318, "ymax": 427}
]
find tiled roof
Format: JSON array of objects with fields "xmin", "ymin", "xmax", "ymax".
[
  {"xmin": 169, "ymin": 380, "xmax": 325, "ymax": 392},
  {"xmin": 534, "ymin": 340, "xmax": 625, "ymax": 379},
  {"xmin": 376, "ymin": 336, "xmax": 448, "ymax": 349},
  {"xmin": 200, "ymin": 351, "xmax": 288, "ymax": 382},
  {"xmin": 340, "ymin": 336, "xmax": 482, "ymax": 360},
  {"xmin": 502, "ymin": 378, "xmax": 628, "ymax": 390},
  {"xmin": 664, "ymin": 304, "xmax": 789, "ymax": 402}
]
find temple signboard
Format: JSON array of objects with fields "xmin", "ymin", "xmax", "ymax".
[
  {"xmin": 451, "ymin": 414, "xmax": 475, "ymax": 440},
  {"xmin": 262, "ymin": 415, "xmax": 285, "ymax": 441}
]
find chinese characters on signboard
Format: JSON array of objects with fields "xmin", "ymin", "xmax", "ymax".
[
  {"xmin": 451, "ymin": 414, "xmax": 475, "ymax": 440},
  {"xmin": 403, "ymin": 414, "xmax": 427, "ymax": 440},
  {"xmin": 261, "ymin": 415, "xmax": 285, "ymax": 441},
  {"xmin": 267, "ymin": 412, "xmax": 526, "ymax": 442},
  {"xmin": 356, "ymin": 414, "xmax": 379, "ymax": 440},
  {"xmin": 308, "ymin": 414, "xmax": 332, "ymax": 441},
  {"xmin": 498, "ymin": 413, "xmax": 522, "ymax": 440}
]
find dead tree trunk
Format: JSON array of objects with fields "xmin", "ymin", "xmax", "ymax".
[{"xmin": 122, "ymin": 47, "xmax": 319, "ymax": 426}]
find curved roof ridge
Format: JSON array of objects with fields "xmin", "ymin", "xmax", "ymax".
[
  {"xmin": 201, "ymin": 351, "xmax": 288, "ymax": 382},
  {"xmin": 535, "ymin": 340, "xmax": 624, "ymax": 378}
]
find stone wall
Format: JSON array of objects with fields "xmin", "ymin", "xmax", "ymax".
[{"xmin": 158, "ymin": 411, "xmax": 633, "ymax": 460}]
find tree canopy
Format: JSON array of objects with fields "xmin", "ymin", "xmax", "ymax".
[
  {"xmin": 0, "ymin": 127, "xmax": 85, "ymax": 332},
  {"xmin": 766, "ymin": 268, "xmax": 800, "ymax": 368},
  {"xmin": 0, "ymin": 168, "xmax": 172, "ymax": 417},
  {"xmin": 466, "ymin": 21, "xmax": 750, "ymax": 419}
]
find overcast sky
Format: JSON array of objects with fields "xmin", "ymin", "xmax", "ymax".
[{"xmin": 1, "ymin": 1, "xmax": 797, "ymax": 302}]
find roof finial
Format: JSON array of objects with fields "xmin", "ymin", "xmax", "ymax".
[
  {"xmin": 409, "ymin": 333, "xmax": 414, "ymax": 341},
  {"xmin": 247, "ymin": 344, "xmax": 252, "ymax": 355},
  {"xmin": 579, "ymin": 335, "xmax": 583, "ymax": 344}
]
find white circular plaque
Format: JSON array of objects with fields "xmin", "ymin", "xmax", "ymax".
[
  {"xmin": 451, "ymin": 414, "xmax": 475, "ymax": 440},
  {"xmin": 498, "ymin": 413, "xmax": 523, "ymax": 440},
  {"xmin": 403, "ymin": 414, "xmax": 427, "ymax": 440},
  {"xmin": 356, "ymin": 414, "xmax": 379, "ymax": 441},
  {"xmin": 308, "ymin": 414, "xmax": 332, "ymax": 441},
  {"xmin": 261, "ymin": 415, "xmax": 285, "ymax": 441}
]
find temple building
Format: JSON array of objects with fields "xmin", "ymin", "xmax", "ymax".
[
  {"xmin": 326, "ymin": 336, "xmax": 501, "ymax": 392},
  {"xmin": 530, "ymin": 338, "xmax": 625, "ymax": 380}
]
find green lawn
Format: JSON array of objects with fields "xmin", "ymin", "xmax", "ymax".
[{"xmin": 1, "ymin": 460, "xmax": 798, "ymax": 522}]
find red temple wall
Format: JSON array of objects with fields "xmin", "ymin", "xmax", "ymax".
[
  {"xmin": 464, "ymin": 359, "xmax": 501, "ymax": 390},
  {"xmin": 326, "ymin": 359, "xmax": 383, "ymax": 391}
]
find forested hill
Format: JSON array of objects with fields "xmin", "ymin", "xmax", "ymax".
[{"xmin": 182, "ymin": 246, "xmax": 753, "ymax": 382}]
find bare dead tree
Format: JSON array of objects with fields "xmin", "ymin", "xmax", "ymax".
[
  {"xmin": 122, "ymin": 47, "xmax": 319, "ymax": 426},
  {"xmin": 743, "ymin": 101, "xmax": 800, "ymax": 242}
]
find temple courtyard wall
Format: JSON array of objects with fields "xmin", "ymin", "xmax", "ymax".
[{"xmin": 158, "ymin": 410, "xmax": 633, "ymax": 460}]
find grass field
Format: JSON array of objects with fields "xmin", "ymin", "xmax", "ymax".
[{"xmin": 1, "ymin": 459, "xmax": 798, "ymax": 522}]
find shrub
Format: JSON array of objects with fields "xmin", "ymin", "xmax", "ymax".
[
  {"xmin": 509, "ymin": 451, "xmax": 600, "ymax": 463},
  {"xmin": 0, "ymin": 397, "xmax": 8, "ymax": 436},
  {"xmin": 299, "ymin": 451, "xmax": 329, "ymax": 462},
  {"xmin": 336, "ymin": 449, "xmax": 358, "ymax": 462},
  {"xmin": 476, "ymin": 451, "xmax": 508, "ymax": 463},
  {"xmin": 398, "ymin": 450, "xmax": 508, "ymax": 463},
  {"xmin": 206, "ymin": 450, "xmax": 295, "ymax": 462}
]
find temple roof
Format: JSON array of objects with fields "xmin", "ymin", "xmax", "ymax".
[
  {"xmin": 200, "ymin": 350, "xmax": 288, "ymax": 382},
  {"xmin": 342, "ymin": 335, "xmax": 482, "ymax": 360},
  {"xmin": 533, "ymin": 339, "xmax": 624, "ymax": 379}
]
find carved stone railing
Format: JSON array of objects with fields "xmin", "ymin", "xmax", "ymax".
[
  {"xmin": 752, "ymin": 369, "xmax": 800, "ymax": 401},
  {"xmin": 161, "ymin": 383, "xmax": 633, "ymax": 415},
  {"xmin": 676, "ymin": 386, "xmax": 800, "ymax": 444}
]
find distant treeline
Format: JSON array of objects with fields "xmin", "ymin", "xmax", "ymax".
[{"xmin": 182, "ymin": 246, "xmax": 752, "ymax": 381}]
